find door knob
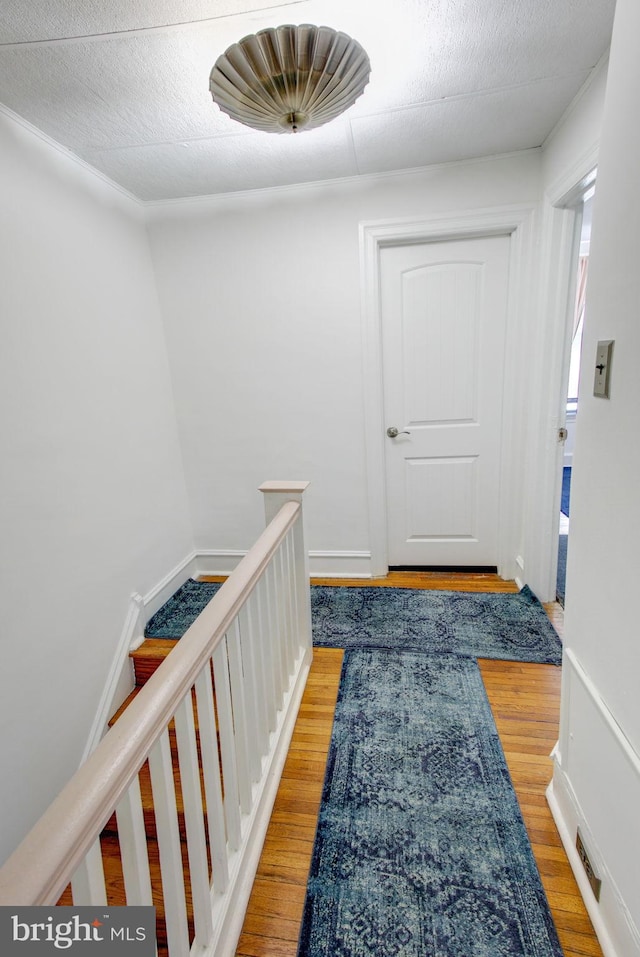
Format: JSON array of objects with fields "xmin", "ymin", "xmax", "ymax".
[{"xmin": 387, "ymin": 426, "xmax": 411, "ymax": 438}]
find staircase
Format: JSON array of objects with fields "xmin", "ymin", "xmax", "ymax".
[
  {"xmin": 0, "ymin": 482, "xmax": 314, "ymax": 957},
  {"xmin": 60, "ymin": 638, "xmax": 194, "ymax": 953}
]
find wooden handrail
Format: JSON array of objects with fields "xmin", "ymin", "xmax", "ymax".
[{"xmin": 0, "ymin": 499, "xmax": 302, "ymax": 907}]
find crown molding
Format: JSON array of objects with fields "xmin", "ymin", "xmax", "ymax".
[
  {"xmin": 0, "ymin": 101, "xmax": 142, "ymax": 208},
  {"xmin": 142, "ymin": 148, "xmax": 541, "ymax": 215},
  {"xmin": 541, "ymin": 51, "xmax": 609, "ymax": 156}
]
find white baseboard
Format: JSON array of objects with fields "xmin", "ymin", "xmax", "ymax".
[
  {"xmin": 81, "ymin": 593, "xmax": 144, "ymax": 763},
  {"xmin": 196, "ymin": 549, "xmax": 373, "ymax": 579},
  {"xmin": 546, "ymin": 648, "xmax": 640, "ymax": 957},
  {"xmin": 547, "ymin": 772, "xmax": 639, "ymax": 957},
  {"xmin": 195, "ymin": 549, "xmax": 248, "ymax": 576},
  {"xmin": 309, "ymin": 550, "xmax": 372, "ymax": 578}
]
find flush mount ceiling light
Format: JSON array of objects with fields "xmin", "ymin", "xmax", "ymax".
[{"xmin": 209, "ymin": 24, "xmax": 370, "ymax": 134}]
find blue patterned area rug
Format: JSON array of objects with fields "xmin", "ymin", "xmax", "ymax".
[
  {"xmin": 298, "ymin": 649, "xmax": 563, "ymax": 957},
  {"xmin": 145, "ymin": 578, "xmax": 221, "ymax": 638},
  {"xmin": 311, "ymin": 585, "xmax": 561, "ymax": 665},
  {"xmin": 145, "ymin": 580, "xmax": 561, "ymax": 665}
]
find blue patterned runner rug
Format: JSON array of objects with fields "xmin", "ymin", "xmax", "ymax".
[
  {"xmin": 145, "ymin": 581, "xmax": 561, "ymax": 665},
  {"xmin": 298, "ymin": 649, "xmax": 563, "ymax": 957}
]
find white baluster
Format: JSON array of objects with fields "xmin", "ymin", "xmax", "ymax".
[
  {"xmin": 71, "ymin": 839, "xmax": 107, "ymax": 906},
  {"xmin": 280, "ymin": 546, "xmax": 293, "ymax": 681},
  {"xmin": 174, "ymin": 695, "xmax": 214, "ymax": 949},
  {"xmin": 148, "ymin": 730, "xmax": 190, "ymax": 957},
  {"xmin": 274, "ymin": 547, "xmax": 289, "ymax": 687},
  {"xmin": 238, "ymin": 601, "xmax": 263, "ymax": 782},
  {"xmin": 257, "ymin": 576, "xmax": 278, "ymax": 733},
  {"xmin": 285, "ymin": 529, "xmax": 300, "ymax": 662},
  {"xmin": 115, "ymin": 776, "xmax": 153, "ymax": 905},
  {"xmin": 289, "ymin": 527, "xmax": 304, "ymax": 655},
  {"xmin": 250, "ymin": 587, "xmax": 271, "ymax": 752},
  {"xmin": 227, "ymin": 618, "xmax": 252, "ymax": 815},
  {"xmin": 282, "ymin": 535, "xmax": 297, "ymax": 674},
  {"xmin": 265, "ymin": 562, "xmax": 285, "ymax": 706},
  {"xmin": 212, "ymin": 638, "xmax": 241, "ymax": 852},
  {"xmin": 292, "ymin": 505, "xmax": 313, "ymax": 654},
  {"xmin": 194, "ymin": 664, "xmax": 229, "ymax": 894}
]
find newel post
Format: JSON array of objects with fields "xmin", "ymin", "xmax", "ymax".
[
  {"xmin": 259, "ymin": 480, "xmax": 310, "ymax": 524},
  {"xmin": 259, "ymin": 481, "xmax": 312, "ymax": 655}
]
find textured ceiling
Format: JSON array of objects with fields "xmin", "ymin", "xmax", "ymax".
[{"xmin": 0, "ymin": 0, "xmax": 616, "ymax": 202}]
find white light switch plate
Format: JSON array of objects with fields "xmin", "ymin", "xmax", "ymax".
[{"xmin": 593, "ymin": 339, "xmax": 614, "ymax": 398}]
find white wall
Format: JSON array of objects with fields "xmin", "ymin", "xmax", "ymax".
[
  {"xmin": 541, "ymin": 57, "xmax": 608, "ymax": 195},
  {"xmin": 147, "ymin": 152, "xmax": 541, "ymax": 574},
  {"xmin": 546, "ymin": 1, "xmax": 640, "ymax": 952},
  {"xmin": 0, "ymin": 110, "xmax": 194, "ymax": 864}
]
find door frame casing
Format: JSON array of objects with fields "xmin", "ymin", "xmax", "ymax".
[
  {"xmin": 359, "ymin": 206, "xmax": 537, "ymax": 579},
  {"xmin": 523, "ymin": 159, "xmax": 597, "ymax": 601}
]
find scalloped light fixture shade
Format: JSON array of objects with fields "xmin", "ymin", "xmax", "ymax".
[{"xmin": 209, "ymin": 24, "xmax": 370, "ymax": 133}]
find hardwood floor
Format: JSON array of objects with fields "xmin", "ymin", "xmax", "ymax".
[
  {"xmin": 234, "ymin": 573, "xmax": 603, "ymax": 957},
  {"xmin": 479, "ymin": 657, "xmax": 602, "ymax": 957},
  {"xmin": 310, "ymin": 569, "xmax": 519, "ymax": 592},
  {"xmin": 236, "ymin": 647, "xmax": 344, "ymax": 957}
]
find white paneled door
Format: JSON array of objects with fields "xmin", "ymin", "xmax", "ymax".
[{"xmin": 381, "ymin": 235, "xmax": 511, "ymax": 567}]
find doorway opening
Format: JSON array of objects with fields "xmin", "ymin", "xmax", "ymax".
[{"xmin": 556, "ymin": 188, "xmax": 594, "ymax": 604}]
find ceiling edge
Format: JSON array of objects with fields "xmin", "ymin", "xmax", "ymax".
[
  {"xmin": 0, "ymin": 101, "xmax": 142, "ymax": 208},
  {"xmin": 142, "ymin": 147, "xmax": 543, "ymax": 214},
  {"xmin": 541, "ymin": 51, "xmax": 610, "ymax": 155}
]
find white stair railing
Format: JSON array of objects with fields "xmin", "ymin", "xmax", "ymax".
[{"xmin": 0, "ymin": 482, "xmax": 313, "ymax": 957}]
